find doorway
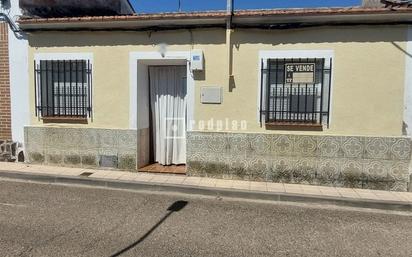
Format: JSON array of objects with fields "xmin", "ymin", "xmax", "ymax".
[{"xmin": 139, "ymin": 65, "xmax": 187, "ymax": 174}]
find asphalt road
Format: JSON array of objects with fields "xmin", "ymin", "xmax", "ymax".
[{"xmin": 0, "ymin": 180, "xmax": 411, "ymax": 257}]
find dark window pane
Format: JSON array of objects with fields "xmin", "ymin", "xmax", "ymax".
[{"xmin": 290, "ymin": 94, "xmax": 314, "ymax": 113}]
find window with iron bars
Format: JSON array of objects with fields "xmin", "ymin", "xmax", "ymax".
[
  {"xmin": 260, "ymin": 58, "xmax": 332, "ymax": 126},
  {"xmin": 34, "ymin": 60, "xmax": 92, "ymax": 118}
]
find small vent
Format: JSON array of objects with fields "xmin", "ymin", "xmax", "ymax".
[{"xmin": 99, "ymin": 155, "xmax": 118, "ymax": 168}]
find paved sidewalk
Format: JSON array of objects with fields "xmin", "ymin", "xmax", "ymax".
[{"xmin": 0, "ymin": 162, "xmax": 411, "ymax": 209}]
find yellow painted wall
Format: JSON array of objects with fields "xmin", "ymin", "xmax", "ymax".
[{"xmin": 28, "ymin": 25, "xmax": 407, "ymax": 136}]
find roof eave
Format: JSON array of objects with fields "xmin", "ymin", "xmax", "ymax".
[
  {"xmin": 17, "ymin": 8, "xmax": 412, "ymax": 31},
  {"xmin": 234, "ymin": 12, "xmax": 412, "ymax": 26},
  {"xmin": 18, "ymin": 16, "xmax": 228, "ymax": 31}
]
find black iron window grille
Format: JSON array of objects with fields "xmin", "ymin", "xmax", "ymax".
[
  {"xmin": 260, "ymin": 58, "xmax": 332, "ymax": 126},
  {"xmin": 34, "ymin": 60, "xmax": 92, "ymax": 118}
]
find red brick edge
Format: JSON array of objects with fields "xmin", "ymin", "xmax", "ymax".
[{"xmin": 0, "ymin": 22, "xmax": 12, "ymax": 140}]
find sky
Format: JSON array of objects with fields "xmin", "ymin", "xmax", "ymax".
[{"xmin": 131, "ymin": 0, "xmax": 361, "ymax": 13}]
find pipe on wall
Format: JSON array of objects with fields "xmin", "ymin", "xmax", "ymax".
[
  {"xmin": 226, "ymin": 0, "xmax": 234, "ymax": 90},
  {"xmin": 0, "ymin": 13, "xmax": 20, "ymax": 32}
]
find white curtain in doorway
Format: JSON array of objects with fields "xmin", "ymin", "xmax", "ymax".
[{"xmin": 149, "ymin": 66, "xmax": 187, "ymax": 165}]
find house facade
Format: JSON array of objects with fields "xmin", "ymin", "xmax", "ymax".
[
  {"xmin": 0, "ymin": 0, "xmax": 29, "ymax": 161},
  {"xmin": 18, "ymin": 7, "xmax": 412, "ymax": 191}
]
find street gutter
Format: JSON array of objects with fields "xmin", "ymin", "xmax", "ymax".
[{"xmin": 0, "ymin": 170, "xmax": 410, "ymax": 212}]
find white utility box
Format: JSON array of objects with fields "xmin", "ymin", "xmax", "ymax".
[
  {"xmin": 201, "ymin": 86, "xmax": 222, "ymax": 104},
  {"xmin": 190, "ymin": 50, "xmax": 204, "ymax": 71}
]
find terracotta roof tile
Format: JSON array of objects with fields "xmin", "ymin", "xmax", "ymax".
[
  {"xmin": 18, "ymin": 11, "xmax": 227, "ymax": 24},
  {"xmin": 17, "ymin": 7, "xmax": 412, "ymax": 25}
]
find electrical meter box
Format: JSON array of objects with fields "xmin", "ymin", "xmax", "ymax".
[
  {"xmin": 190, "ymin": 50, "xmax": 204, "ymax": 71},
  {"xmin": 201, "ymin": 86, "xmax": 222, "ymax": 104}
]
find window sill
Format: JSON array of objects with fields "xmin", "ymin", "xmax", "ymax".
[
  {"xmin": 265, "ymin": 122, "xmax": 323, "ymax": 131},
  {"xmin": 42, "ymin": 117, "xmax": 88, "ymax": 124}
]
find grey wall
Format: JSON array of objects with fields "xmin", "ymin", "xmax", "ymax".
[
  {"xmin": 187, "ymin": 132, "xmax": 412, "ymax": 191},
  {"xmin": 24, "ymin": 127, "xmax": 412, "ymax": 191},
  {"xmin": 137, "ymin": 63, "xmax": 150, "ymax": 130},
  {"xmin": 25, "ymin": 126, "xmax": 138, "ymax": 170}
]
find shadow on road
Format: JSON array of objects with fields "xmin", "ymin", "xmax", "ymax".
[{"xmin": 109, "ymin": 200, "xmax": 188, "ymax": 257}]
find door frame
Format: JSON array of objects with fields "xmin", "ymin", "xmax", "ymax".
[
  {"xmin": 148, "ymin": 65, "xmax": 188, "ymax": 165},
  {"xmin": 129, "ymin": 51, "xmax": 195, "ymax": 131}
]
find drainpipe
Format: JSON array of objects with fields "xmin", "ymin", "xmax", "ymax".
[
  {"xmin": 227, "ymin": 0, "xmax": 233, "ymax": 26},
  {"xmin": 226, "ymin": 0, "xmax": 234, "ymax": 89}
]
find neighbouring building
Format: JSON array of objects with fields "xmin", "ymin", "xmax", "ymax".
[
  {"xmin": 17, "ymin": 4, "xmax": 412, "ymax": 191},
  {"xmin": 0, "ymin": 0, "xmax": 29, "ymax": 161},
  {"xmin": 362, "ymin": 0, "xmax": 384, "ymax": 8},
  {"xmin": 0, "ymin": 19, "xmax": 11, "ymax": 141},
  {"xmin": 364, "ymin": 0, "xmax": 412, "ymax": 8}
]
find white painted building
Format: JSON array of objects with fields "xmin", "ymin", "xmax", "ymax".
[{"xmin": 1, "ymin": 0, "xmax": 29, "ymax": 146}]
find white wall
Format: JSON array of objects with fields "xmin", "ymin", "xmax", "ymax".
[
  {"xmin": 404, "ymin": 26, "xmax": 412, "ymax": 136},
  {"xmin": 1, "ymin": 0, "xmax": 29, "ymax": 143}
]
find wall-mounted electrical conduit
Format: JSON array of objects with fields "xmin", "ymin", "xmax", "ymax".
[{"xmin": 0, "ymin": 12, "xmax": 23, "ymax": 36}]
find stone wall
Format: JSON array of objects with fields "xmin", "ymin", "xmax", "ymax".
[
  {"xmin": 187, "ymin": 132, "xmax": 412, "ymax": 191},
  {"xmin": 24, "ymin": 127, "xmax": 138, "ymax": 170}
]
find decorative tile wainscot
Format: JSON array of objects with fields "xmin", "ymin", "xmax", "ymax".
[
  {"xmin": 187, "ymin": 132, "xmax": 412, "ymax": 191},
  {"xmin": 24, "ymin": 127, "xmax": 138, "ymax": 170}
]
